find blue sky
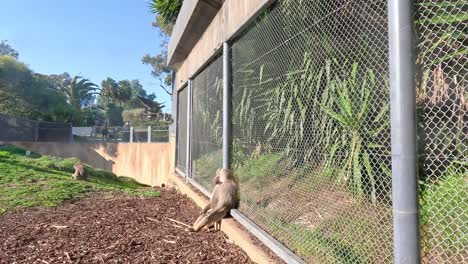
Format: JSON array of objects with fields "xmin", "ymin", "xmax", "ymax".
[{"xmin": 0, "ymin": 0, "xmax": 171, "ymax": 109}]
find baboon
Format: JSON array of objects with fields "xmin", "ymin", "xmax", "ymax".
[
  {"xmin": 187, "ymin": 168, "xmax": 239, "ymax": 232},
  {"xmin": 72, "ymin": 162, "xmax": 88, "ymax": 181},
  {"xmin": 213, "ymin": 168, "xmax": 240, "ymax": 211}
]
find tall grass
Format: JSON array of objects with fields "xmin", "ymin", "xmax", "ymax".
[
  {"xmin": 317, "ymin": 62, "xmax": 390, "ymax": 202},
  {"xmin": 233, "ymin": 56, "xmax": 390, "ymax": 201}
]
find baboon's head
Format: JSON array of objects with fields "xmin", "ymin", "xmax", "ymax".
[
  {"xmin": 214, "ymin": 168, "xmax": 234, "ymax": 184},
  {"xmin": 74, "ymin": 162, "xmax": 82, "ymax": 170}
]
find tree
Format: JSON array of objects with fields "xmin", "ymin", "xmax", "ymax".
[
  {"xmin": 130, "ymin": 79, "xmax": 146, "ymax": 97},
  {"xmin": 47, "ymin": 72, "xmax": 72, "ymax": 87},
  {"xmin": 147, "ymin": 93, "xmax": 156, "ymax": 101},
  {"xmin": 100, "ymin": 78, "xmax": 132, "ymax": 106},
  {"xmin": 137, "ymin": 95, "xmax": 165, "ymax": 117},
  {"xmin": 100, "ymin": 77, "xmax": 120, "ymax": 104},
  {"xmin": 56, "ymin": 75, "xmax": 99, "ymax": 110},
  {"xmin": 142, "ymin": 51, "xmax": 172, "ymax": 95},
  {"xmin": 0, "ymin": 40, "xmax": 19, "ymax": 59},
  {"xmin": 124, "ymin": 79, "xmax": 148, "ymax": 109},
  {"xmin": 99, "ymin": 77, "xmax": 166, "ymax": 125},
  {"xmin": 105, "ymin": 103, "xmax": 124, "ymax": 126},
  {"xmin": 148, "ymin": 0, "xmax": 183, "ymax": 35},
  {"xmin": 143, "ymin": 0, "xmax": 183, "ymax": 96},
  {"xmin": 117, "ymin": 80, "xmax": 133, "ymax": 104},
  {"xmin": 0, "ymin": 55, "xmax": 75, "ymax": 122}
]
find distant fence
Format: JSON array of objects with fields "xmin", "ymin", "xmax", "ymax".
[
  {"xmin": 0, "ymin": 113, "xmax": 168, "ymax": 143},
  {"xmin": 0, "ymin": 114, "xmax": 72, "ymax": 142},
  {"xmin": 73, "ymin": 126, "xmax": 169, "ymax": 143}
]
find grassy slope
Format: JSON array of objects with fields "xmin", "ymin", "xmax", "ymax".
[
  {"xmin": 233, "ymin": 151, "xmax": 393, "ymax": 263},
  {"xmin": 420, "ymin": 160, "xmax": 468, "ymax": 255},
  {"xmin": 0, "ymin": 146, "xmax": 159, "ymax": 214}
]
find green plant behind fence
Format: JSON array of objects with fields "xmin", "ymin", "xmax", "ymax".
[{"xmin": 317, "ymin": 62, "xmax": 390, "ymax": 202}]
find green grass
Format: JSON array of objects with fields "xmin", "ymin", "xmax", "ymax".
[
  {"xmin": 192, "ymin": 150, "xmax": 285, "ymax": 190},
  {"xmin": 255, "ymin": 201, "xmax": 393, "ymax": 264},
  {"xmin": 192, "ymin": 149, "xmax": 223, "ymax": 190},
  {"xmin": 234, "ymin": 152, "xmax": 284, "ymax": 182},
  {"xmin": 420, "ymin": 160, "xmax": 468, "ymax": 254},
  {"xmin": 233, "ymin": 152, "xmax": 394, "ymax": 263},
  {"xmin": 0, "ymin": 146, "xmax": 159, "ymax": 214}
]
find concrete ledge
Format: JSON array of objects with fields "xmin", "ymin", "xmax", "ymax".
[{"xmin": 168, "ymin": 173, "xmax": 279, "ymax": 264}]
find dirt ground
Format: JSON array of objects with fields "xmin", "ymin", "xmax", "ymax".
[{"xmin": 0, "ymin": 188, "xmax": 259, "ymax": 264}]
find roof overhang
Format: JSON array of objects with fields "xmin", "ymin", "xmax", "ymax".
[{"xmin": 167, "ymin": 0, "xmax": 224, "ymax": 69}]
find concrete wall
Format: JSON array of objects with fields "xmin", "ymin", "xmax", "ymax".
[
  {"xmin": 7, "ymin": 141, "xmax": 174, "ymax": 187},
  {"xmin": 167, "ymin": 0, "xmax": 223, "ymax": 67},
  {"xmin": 172, "ymin": 0, "xmax": 275, "ymax": 91}
]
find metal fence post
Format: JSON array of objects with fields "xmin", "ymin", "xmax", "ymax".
[
  {"xmin": 388, "ymin": 0, "xmax": 420, "ymax": 263},
  {"xmin": 223, "ymin": 42, "xmax": 232, "ymax": 169},
  {"xmin": 186, "ymin": 79, "xmax": 193, "ymax": 179},
  {"xmin": 130, "ymin": 127, "xmax": 134, "ymax": 143},
  {"xmin": 175, "ymin": 90, "xmax": 180, "ymax": 173},
  {"xmin": 69, "ymin": 123, "xmax": 73, "ymax": 142},
  {"xmin": 170, "ymin": 70, "xmax": 177, "ymax": 136},
  {"xmin": 35, "ymin": 121, "xmax": 39, "ymax": 142},
  {"xmin": 148, "ymin": 126, "xmax": 151, "ymax": 142}
]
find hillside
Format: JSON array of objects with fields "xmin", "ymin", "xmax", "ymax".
[{"xmin": 0, "ymin": 145, "xmax": 159, "ymax": 214}]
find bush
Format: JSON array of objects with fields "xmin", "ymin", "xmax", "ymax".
[{"xmin": 122, "ymin": 108, "xmax": 162, "ymax": 127}]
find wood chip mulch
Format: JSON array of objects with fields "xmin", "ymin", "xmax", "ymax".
[{"xmin": 0, "ymin": 189, "xmax": 255, "ymax": 264}]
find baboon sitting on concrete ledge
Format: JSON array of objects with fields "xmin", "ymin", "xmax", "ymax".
[{"xmin": 187, "ymin": 168, "xmax": 239, "ymax": 232}]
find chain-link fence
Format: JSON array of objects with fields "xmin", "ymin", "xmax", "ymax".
[
  {"xmin": 72, "ymin": 126, "xmax": 168, "ymax": 143},
  {"xmin": 73, "ymin": 126, "xmax": 127, "ymax": 142},
  {"xmin": 175, "ymin": 0, "xmax": 467, "ymax": 263},
  {"xmin": 191, "ymin": 55, "xmax": 224, "ymax": 190},
  {"xmin": 414, "ymin": 1, "xmax": 467, "ymax": 263},
  {"xmin": 176, "ymin": 87, "xmax": 188, "ymax": 174},
  {"xmin": 132, "ymin": 126, "xmax": 170, "ymax": 143},
  {"xmin": 0, "ymin": 113, "xmax": 169, "ymax": 143},
  {"xmin": 230, "ymin": 1, "xmax": 392, "ymax": 263},
  {"xmin": 150, "ymin": 127, "xmax": 171, "ymax": 142},
  {"xmin": 37, "ymin": 122, "xmax": 72, "ymax": 142}
]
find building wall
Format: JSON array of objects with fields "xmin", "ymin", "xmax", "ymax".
[
  {"xmin": 6, "ymin": 141, "xmax": 175, "ymax": 187},
  {"xmin": 173, "ymin": 0, "xmax": 274, "ymax": 91}
]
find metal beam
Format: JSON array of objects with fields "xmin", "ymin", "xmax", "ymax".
[
  {"xmin": 147, "ymin": 126, "xmax": 151, "ymax": 142},
  {"xmin": 186, "ymin": 79, "xmax": 193, "ymax": 179},
  {"xmin": 223, "ymin": 42, "xmax": 232, "ymax": 169},
  {"xmin": 388, "ymin": 0, "xmax": 420, "ymax": 263}
]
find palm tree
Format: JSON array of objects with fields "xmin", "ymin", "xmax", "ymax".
[
  {"xmin": 56, "ymin": 75, "xmax": 99, "ymax": 110},
  {"xmin": 117, "ymin": 80, "xmax": 132, "ymax": 105},
  {"xmin": 148, "ymin": 0, "xmax": 182, "ymax": 23},
  {"xmin": 101, "ymin": 78, "xmax": 132, "ymax": 106},
  {"xmin": 101, "ymin": 78, "xmax": 119, "ymax": 104}
]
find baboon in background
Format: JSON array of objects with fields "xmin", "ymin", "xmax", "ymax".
[
  {"xmin": 72, "ymin": 162, "xmax": 88, "ymax": 181},
  {"xmin": 187, "ymin": 168, "xmax": 239, "ymax": 232}
]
